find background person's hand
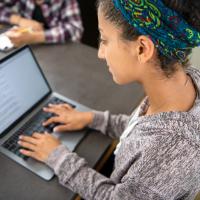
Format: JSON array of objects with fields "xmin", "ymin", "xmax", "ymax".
[
  {"xmin": 5, "ymin": 27, "xmax": 45, "ymax": 47},
  {"xmin": 43, "ymin": 103, "xmax": 94, "ymax": 132},
  {"xmin": 18, "ymin": 132, "xmax": 61, "ymax": 162},
  {"xmin": 18, "ymin": 18, "xmax": 44, "ymax": 31},
  {"xmin": 5, "ymin": 28, "xmax": 34, "ymax": 47}
]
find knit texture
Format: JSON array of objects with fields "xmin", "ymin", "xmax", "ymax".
[{"xmin": 46, "ymin": 67, "xmax": 200, "ymax": 200}]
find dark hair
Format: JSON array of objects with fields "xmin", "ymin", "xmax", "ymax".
[{"xmin": 97, "ymin": 0, "xmax": 200, "ymax": 77}]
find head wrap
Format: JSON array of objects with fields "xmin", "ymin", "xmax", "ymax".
[{"xmin": 113, "ymin": 0, "xmax": 200, "ymax": 62}]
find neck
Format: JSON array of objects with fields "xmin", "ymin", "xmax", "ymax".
[{"xmin": 142, "ymin": 68, "xmax": 196, "ymax": 115}]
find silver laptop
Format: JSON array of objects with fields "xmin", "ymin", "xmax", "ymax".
[{"xmin": 0, "ymin": 46, "xmax": 91, "ymax": 180}]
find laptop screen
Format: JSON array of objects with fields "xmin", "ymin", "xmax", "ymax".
[{"xmin": 0, "ymin": 47, "xmax": 50, "ymax": 136}]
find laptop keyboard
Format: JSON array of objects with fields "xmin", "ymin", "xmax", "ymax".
[{"xmin": 2, "ymin": 97, "xmax": 76, "ymax": 160}]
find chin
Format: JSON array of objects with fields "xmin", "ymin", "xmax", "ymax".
[
  {"xmin": 113, "ymin": 75, "xmax": 135, "ymax": 85},
  {"xmin": 112, "ymin": 76, "xmax": 126, "ymax": 85}
]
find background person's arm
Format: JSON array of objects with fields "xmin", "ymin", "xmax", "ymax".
[
  {"xmin": 44, "ymin": 0, "xmax": 83, "ymax": 43},
  {"xmin": 10, "ymin": 15, "xmax": 44, "ymax": 31},
  {"xmin": 9, "ymin": 14, "xmax": 21, "ymax": 25},
  {"xmin": 0, "ymin": 1, "xmax": 43, "ymax": 31}
]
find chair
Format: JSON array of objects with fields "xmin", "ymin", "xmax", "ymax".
[{"xmin": 194, "ymin": 192, "xmax": 200, "ymax": 200}]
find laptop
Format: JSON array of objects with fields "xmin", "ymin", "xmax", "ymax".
[{"xmin": 0, "ymin": 46, "xmax": 91, "ymax": 180}]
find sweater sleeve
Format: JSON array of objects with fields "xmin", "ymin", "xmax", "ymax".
[
  {"xmin": 88, "ymin": 110, "xmax": 130, "ymax": 139},
  {"xmin": 45, "ymin": 144, "xmax": 164, "ymax": 200},
  {"xmin": 46, "ymin": 126, "xmax": 199, "ymax": 200}
]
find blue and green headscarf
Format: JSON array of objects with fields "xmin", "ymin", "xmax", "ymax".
[{"xmin": 112, "ymin": 0, "xmax": 200, "ymax": 63}]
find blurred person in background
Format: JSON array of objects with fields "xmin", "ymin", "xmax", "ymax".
[{"xmin": 0, "ymin": 0, "xmax": 83, "ymax": 47}]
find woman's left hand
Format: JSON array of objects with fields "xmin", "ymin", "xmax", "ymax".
[{"xmin": 18, "ymin": 132, "xmax": 61, "ymax": 162}]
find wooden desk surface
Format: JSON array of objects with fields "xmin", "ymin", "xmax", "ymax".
[{"xmin": 0, "ymin": 43, "xmax": 144, "ymax": 200}]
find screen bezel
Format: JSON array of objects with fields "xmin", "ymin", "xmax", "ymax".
[{"xmin": 0, "ymin": 45, "xmax": 52, "ymax": 138}]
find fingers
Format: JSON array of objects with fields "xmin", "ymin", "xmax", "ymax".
[
  {"xmin": 9, "ymin": 26, "xmax": 19, "ymax": 31},
  {"xmin": 19, "ymin": 132, "xmax": 60, "ymax": 162},
  {"xmin": 18, "ymin": 133, "xmax": 44, "ymax": 158},
  {"xmin": 19, "ymin": 149, "xmax": 35, "ymax": 158},
  {"xmin": 43, "ymin": 106, "xmax": 60, "ymax": 115},
  {"xmin": 44, "ymin": 132, "xmax": 51, "ymax": 137},
  {"xmin": 6, "ymin": 27, "xmax": 24, "ymax": 37},
  {"xmin": 19, "ymin": 134, "xmax": 38, "ymax": 145},
  {"xmin": 32, "ymin": 132, "xmax": 44, "ymax": 139},
  {"xmin": 18, "ymin": 139, "xmax": 37, "ymax": 151},
  {"xmin": 61, "ymin": 104, "xmax": 73, "ymax": 110},
  {"xmin": 19, "ymin": 148, "xmax": 42, "ymax": 162},
  {"xmin": 43, "ymin": 116, "xmax": 62, "ymax": 126},
  {"xmin": 18, "ymin": 132, "xmax": 43, "ymax": 146},
  {"xmin": 49, "ymin": 103, "xmax": 72, "ymax": 109},
  {"xmin": 43, "ymin": 104, "xmax": 73, "ymax": 126},
  {"xmin": 43, "ymin": 103, "xmax": 73, "ymax": 113},
  {"xmin": 6, "ymin": 31, "xmax": 21, "ymax": 38}
]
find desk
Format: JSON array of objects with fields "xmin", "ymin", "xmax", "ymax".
[{"xmin": 0, "ymin": 43, "xmax": 144, "ymax": 200}]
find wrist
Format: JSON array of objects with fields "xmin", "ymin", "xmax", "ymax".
[
  {"xmin": 84, "ymin": 112, "xmax": 94, "ymax": 126},
  {"xmin": 31, "ymin": 31, "xmax": 46, "ymax": 44}
]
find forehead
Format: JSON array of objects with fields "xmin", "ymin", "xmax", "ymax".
[{"xmin": 98, "ymin": 8, "xmax": 122, "ymax": 36}]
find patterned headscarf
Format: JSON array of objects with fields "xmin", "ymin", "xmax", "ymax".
[{"xmin": 112, "ymin": 0, "xmax": 200, "ymax": 62}]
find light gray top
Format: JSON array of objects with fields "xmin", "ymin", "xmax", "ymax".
[{"xmin": 46, "ymin": 67, "xmax": 200, "ymax": 200}]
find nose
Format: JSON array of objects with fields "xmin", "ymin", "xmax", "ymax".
[{"xmin": 98, "ymin": 44, "xmax": 105, "ymax": 60}]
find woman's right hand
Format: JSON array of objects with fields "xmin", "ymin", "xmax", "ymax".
[{"xmin": 42, "ymin": 103, "xmax": 94, "ymax": 132}]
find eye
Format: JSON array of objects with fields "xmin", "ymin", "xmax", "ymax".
[{"xmin": 99, "ymin": 37, "xmax": 107, "ymax": 45}]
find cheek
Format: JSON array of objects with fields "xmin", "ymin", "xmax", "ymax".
[
  {"xmin": 105, "ymin": 45, "xmax": 121, "ymax": 67},
  {"xmin": 108, "ymin": 57, "xmax": 129, "ymax": 84},
  {"xmin": 110, "ymin": 53, "xmax": 138, "ymax": 83},
  {"xmin": 107, "ymin": 49, "xmax": 127, "ymax": 72},
  {"xmin": 104, "ymin": 43, "xmax": 137, "ymax": 83}
]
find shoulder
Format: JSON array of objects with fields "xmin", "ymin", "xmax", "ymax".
[
  {"xmin": 124, "ymin": 111, "xmax": 200, "ymax": 152},
  {"xmin": 119, "ymin": 117, "xmax": 200, "ymax": 174}
]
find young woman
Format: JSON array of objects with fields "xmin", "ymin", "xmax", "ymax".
[
  {"xmin": 0, "ymin": 0, "xmax": 83, "ymax": 46},
  {"xmin": 18, "ymin": 0, "xmax": 200, "ymax": 199}
]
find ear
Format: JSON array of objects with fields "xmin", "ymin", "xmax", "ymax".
[{"xmin": 135, "ymin": 35, "xmax": 155, "ymax": 64}]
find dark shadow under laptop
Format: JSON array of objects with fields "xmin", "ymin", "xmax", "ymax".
[{"xmin": 0, "ymin": 46, "xmax": 91, "ymax": 180}]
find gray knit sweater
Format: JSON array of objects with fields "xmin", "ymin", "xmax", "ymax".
[{"xmin": 46, "ymin": 67, "xmax": 200, "ymax": 200}]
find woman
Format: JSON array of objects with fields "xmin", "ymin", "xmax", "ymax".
[
  {"xmin": 0, "ymin": 0, "xmax": 83, "ymax": 46},
  {"xmin": 18, "ymin": 0, "xmax": 200, "ymax": 199}
]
